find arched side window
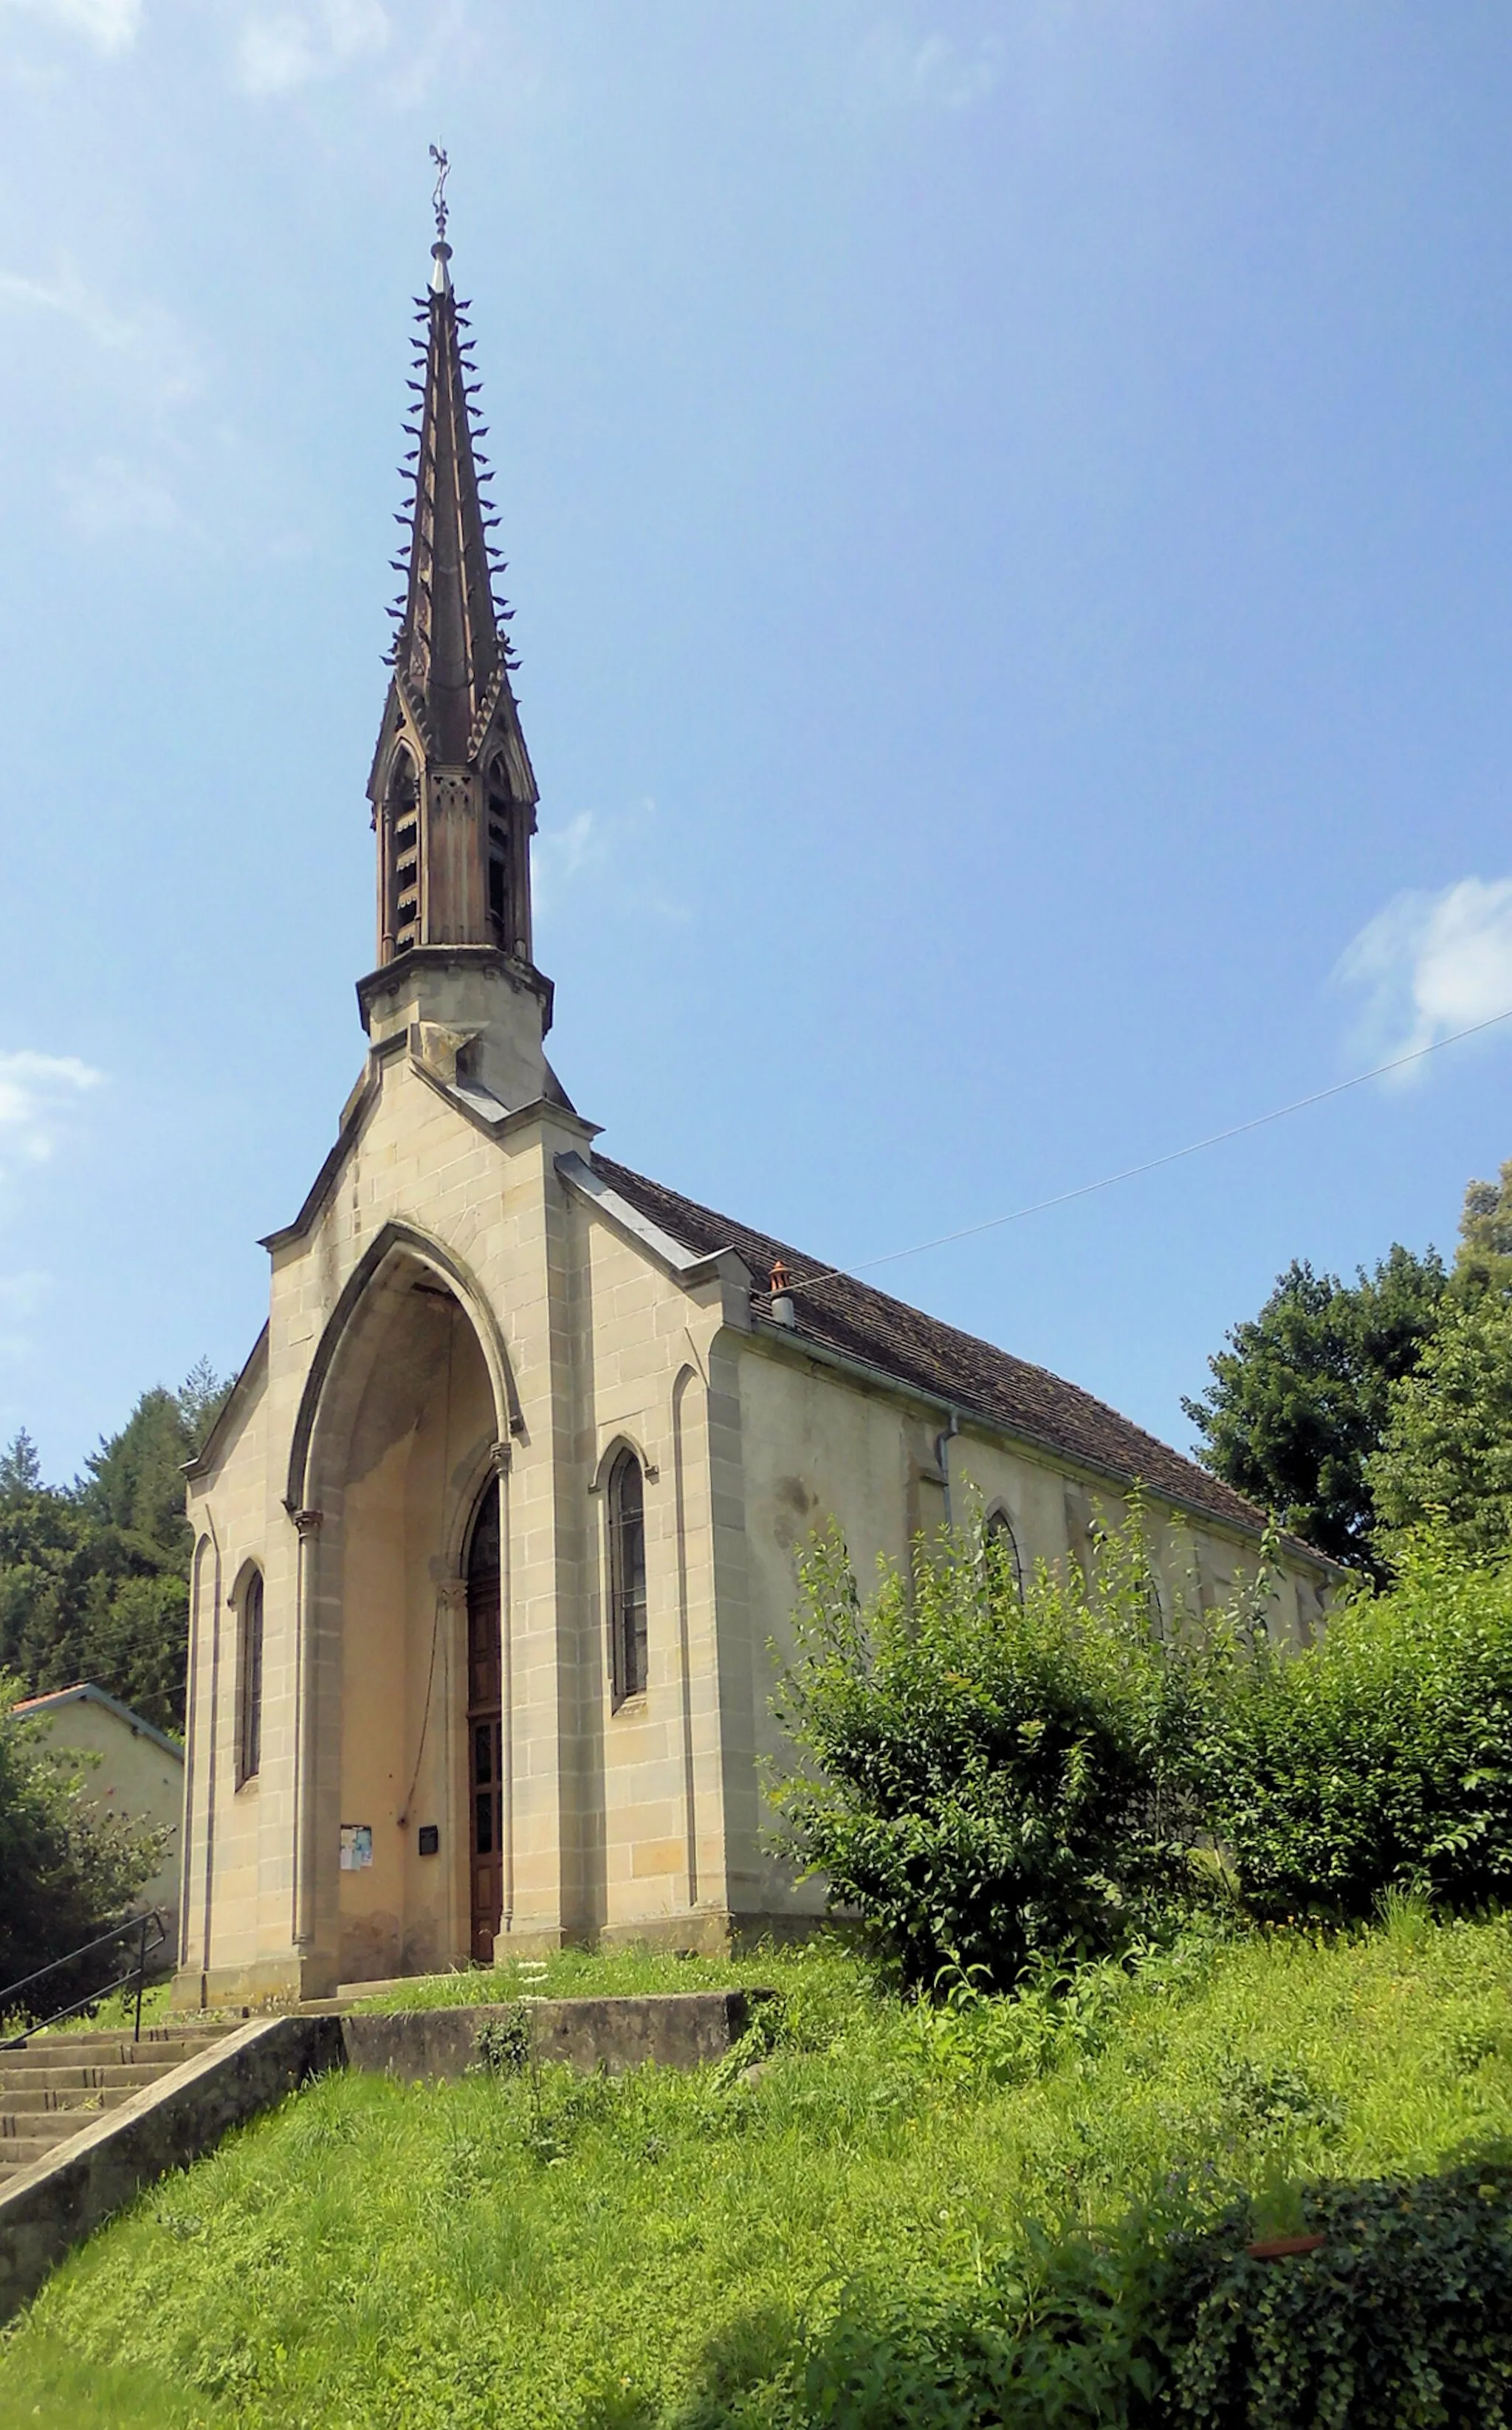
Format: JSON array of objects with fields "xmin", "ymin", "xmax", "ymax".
[
  {"xmin": 607, "ymin": 1447, "xmax": 648, "ymax": 1704},
  {"xmin": 237, "ymin": 1569, "xmax": 264, "ymax": 1788},
  {"xmin": 985, "ymin": 1508, "xmax": 1024, "ymax": 1600}
]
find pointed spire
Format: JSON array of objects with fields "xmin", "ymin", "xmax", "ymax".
[
  {"xmin": 388, "ymin": 204, "xmax": 508, "ymax": 762},
  {"xmin": 365, "ymin": 162, "xmax": 542, "ymax": 981}
]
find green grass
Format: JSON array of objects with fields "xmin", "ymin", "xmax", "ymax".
[
  {"xmin": 349, "ymin": 1939, "xmax": 826, "ymax": 2009},
  {"xmin": 15, "ymin": 1979, "xmax": 178, "ymax": 2039},
  {"xmin": 4, "ymin": 1914, "xmax": 1512, "ymax": 2428}
]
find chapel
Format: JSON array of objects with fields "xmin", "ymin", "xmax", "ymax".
[{"xmin": 173, "ymin": 219, "xmax": 1336, "ymax": 2010}]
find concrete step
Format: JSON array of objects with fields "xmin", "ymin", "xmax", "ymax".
[
  {"xmin": 0, "ymin": 2031, "xmax": 231, "ymax": 2074},
  {"xmin": 0, "ymin": 2059, "xmax": 202, "ymax": 2101},
  {"xmin": 0, "ymin": 2116, "xmax": 103, "ymax": 2167},
  {"xmin": 0, "ymin": 2083, "xmax": 137, "ymax": 2118},
  {"xmin": 0, "ymin": 2028, "xmax": 241, "ymax": 2186}
]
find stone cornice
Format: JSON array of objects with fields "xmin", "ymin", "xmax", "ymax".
[{"xmin": 355, "ymin": 944, "xmax": 554, "ymax": 1038}]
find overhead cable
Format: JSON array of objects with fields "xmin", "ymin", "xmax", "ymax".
[{"xmin": 786, "ymin": 1003, "xmax": 1512, "ymax": 1301}]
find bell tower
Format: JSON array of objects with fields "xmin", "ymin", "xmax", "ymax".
[{"xmin": 357, "ymin": 163, "xmax": 557, "ymax": 1113}]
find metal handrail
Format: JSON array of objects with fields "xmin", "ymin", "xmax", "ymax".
[{"xmin": 0, "ymin": 1912, "xmax": 167, "ymax": 2050}]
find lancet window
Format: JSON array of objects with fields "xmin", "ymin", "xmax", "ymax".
[
  {"xmin": 237, "ymin": 1569, "xmax": 264, "ymax": 1787},
  {"xmin": 986, "ymin": 1507, "xmax": 1024, "ymax": 1599},
  {"xmin": 608, "ymin": 1447, "xmax": 648, "ymax": 1703}
]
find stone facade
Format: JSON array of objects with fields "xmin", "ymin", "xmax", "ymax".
[{"xmin": 172, "ymin": 225, "xmax": 1337, "ymax": 2010}]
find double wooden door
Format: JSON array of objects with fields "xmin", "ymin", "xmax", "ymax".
[{"xmin": 467, "ymin": 1570, "xmax": 503, "ymax": 1962}]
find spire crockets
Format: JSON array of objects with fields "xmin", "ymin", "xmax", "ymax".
[{"xmin": 367, "ymin": 168, "xmax": 539, "ymax": 972}]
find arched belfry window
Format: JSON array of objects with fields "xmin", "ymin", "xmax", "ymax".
[
  {"xmin": 486, "ymin": 752, "xmax": 512, "ymax": 953},
  {"xmin": 986, "ymin": 1508, "xmax": 1024, "ymax": 1600},
  {"xmin": 388, "ymin": 746, "xmax": 420, "ymax": 955},
  {"xmin": 237, "ymin": 1570, "xmax": 264, "ymax": 1788},
  {"xmin": 608, "ymin": 1447, "xmax": 648, "ymax": 1703}
]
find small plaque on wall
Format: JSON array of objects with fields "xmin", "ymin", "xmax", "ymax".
[
  {"xmin": 417, "ymin": 1824, "xmax": 440, "ymax": 1856},
  {"xmin": 340, "ymin": 1823, "xmax": 373, "ymax": 1871}
]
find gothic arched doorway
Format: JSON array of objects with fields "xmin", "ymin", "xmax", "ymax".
[{"xmin": 287, "ymin": 1229, "xmax": 517, "ymax": 1988}]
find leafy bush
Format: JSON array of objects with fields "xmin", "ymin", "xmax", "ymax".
[
  {"xmin": 780, "ymin": 2160, "xmax": 1512, "ymax": 2429},
  {"xmin": 0, "ymin": 1672, "xmax": 162, "ymax": 2014},
  {"xmin": 769, "ymin": 1511, "xmax": 1219, "ymax": 1994},
  {"xmin": 1211, "ymin": 1534, "xmax": 1512, "ymax": 1920}
]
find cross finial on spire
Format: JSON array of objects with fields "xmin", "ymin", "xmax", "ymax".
[{"xmin": 429, "ymin": 144, "xmax": 450, "ymax": 241}]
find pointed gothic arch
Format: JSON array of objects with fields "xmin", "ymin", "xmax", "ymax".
[{"xmin": 285, "ymin": 1220, "xmax": 520, "ymax": 1517}]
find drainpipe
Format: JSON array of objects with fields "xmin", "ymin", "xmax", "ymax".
[
  {"xmin": 199, "ymin": 1511, "xmax": 224, "ymax": 2008},
  {"xmin": 934, "ymin": 1409, "xmax": 960, "ymax": 1529}
]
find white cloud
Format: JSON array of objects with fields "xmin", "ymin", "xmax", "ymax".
[
  {"xmin": 60, "ymin": 452, "xmax": 181, "ymax": 538},
  {"xmin": 0, "ymin": 1272, "xmax": 51, "ymax": 1369},
  {"xmin": 534, "ymin": 802, "xmax": 692, "ymax": 927},
  {"xmin": 0, "ymin": 264, "xmax": 200, "ymax": 416},
  {"xmin": 860, "ymin": 24, "xmax": 1005, "ymax": 112},
  {"xmin": 234, "ymin": 0, "xmax": 388, "ymax": 96},
  {"xmin": 0, "ymin": 0, "xmax": 140, "ymax": 52},
  {"xmin": 0, "ymin": 1052, "xmax": 102, "ymax": 1181},
  {"xmin": 1336, "ymin": 876, "xmax": 1512, "ymax": 1080},
  {"xmin": 534, "ymin": 809, "xmax": 602, "ymax": 905}
]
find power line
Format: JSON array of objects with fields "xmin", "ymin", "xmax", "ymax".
[{"xmin": 788, "ymin": 1004, "xmax": 1512, "ymax": 1301}]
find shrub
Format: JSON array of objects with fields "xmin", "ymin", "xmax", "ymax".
[
  {"xmin": 779, "ymin": 2160, "xmax": 1512, "ymax": 2429},
  {"xmin": 769, "ymin": 1510, "xmax": 1217, "ymax": 1994},
  {"xmin": 1210, "ymin": 1534, "xmax": 1512, "ymax": 1920}
]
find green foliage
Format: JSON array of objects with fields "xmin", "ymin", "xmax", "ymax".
[
  {"xmin": 769, "ymin": 1511, "xmax": 1222, "ymax": 1994},
  {"xmin": 785, "ymin": 2160, "xmax": 1512, "ymax": 2429},
  {"xmin": 0, "ymin": 1672, "xmax": 162, "ymax": 2008},
  {"xmin": 1209, "ymin": 1536, "xmax": 1512, "ymax": 1920},
  {"xmin": 0, "ymin": 1362, "xmax": 225, "ymax": 1735},
  {"xmin": 1183, "ymin": 1248, "xmax": 1446, "ymax": 1577},
  {"xmin": 471, "ymin": 2006, "xmax": 532, "ymax": 2075},
  {"xmin": 6, "ymin": 1919, "xmax": 1512, "ymax": 2428},
  {"xmin": 1454, "ymin": 1156, "xmax": 1512, "ymax": 1302},
  {"xmin": 1371, "ymin": 1294, "xmax": 1512, "ymax": 1562},
  {"xmin": 1164, "ymin": 2162, "xmax": 1512, "ymax": 2428}
]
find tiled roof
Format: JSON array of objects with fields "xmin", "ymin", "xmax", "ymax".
[{"xmin": 594, "ymin": 1155, "xmax": 1320, "ymax": 1561}]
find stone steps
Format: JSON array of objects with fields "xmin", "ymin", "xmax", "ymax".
[{"xmin": 0, "ymin": 2028, "xmax": 236, "ymax": 2184}]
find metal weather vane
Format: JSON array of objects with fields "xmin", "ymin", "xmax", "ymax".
[{"xmin": 429, "ymin": 144, "xmax": 450, "ymax": 242}]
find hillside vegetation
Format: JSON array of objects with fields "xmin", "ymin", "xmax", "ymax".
[{"xmin": 3, "ymin": 1912, "xmax": 1512, "ymax": 2428}]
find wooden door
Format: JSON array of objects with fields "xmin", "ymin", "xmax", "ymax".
[{"xmin": 467, "ymin": 1572, "xmax": 503, "ymax": 1962}]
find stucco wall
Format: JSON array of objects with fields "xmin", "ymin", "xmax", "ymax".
[{"xmin": 24, "ymin": 1702, "xmax": 182, "ymax": 1951}]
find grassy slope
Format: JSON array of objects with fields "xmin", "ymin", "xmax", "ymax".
[{"xmin": 3, "ymin": 1916, "xmax": 1511, "ymax": 2429}]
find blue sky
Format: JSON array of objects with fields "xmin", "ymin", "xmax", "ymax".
[{"xmin": 4, "ymin": 1, "xmax": 1512, "ymax": 1479}]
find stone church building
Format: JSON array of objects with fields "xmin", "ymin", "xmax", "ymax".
[{"xmin": 173, "ymin": 226, "xmax": 1334, "ymax": 2009}]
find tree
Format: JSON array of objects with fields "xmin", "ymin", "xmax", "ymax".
[
  {"xmin": 1183, "ymin": 1248, "xmax": 1446, "ymax": 1578},
  {"xmin": 1370, "ymin": 1296, "xmax": 1512, "ymax": 1562},
  {"xmin": 0, "ymin": 1365, "xmax": 226, "ymax": 1738},
  {"xmin": 0, "ymin": 1672, "xmax": 162, "ymax": 2011},
  {"xmin": 1454, "ymin": 1157, "xmax": 1512, "ymax": 1303}
]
